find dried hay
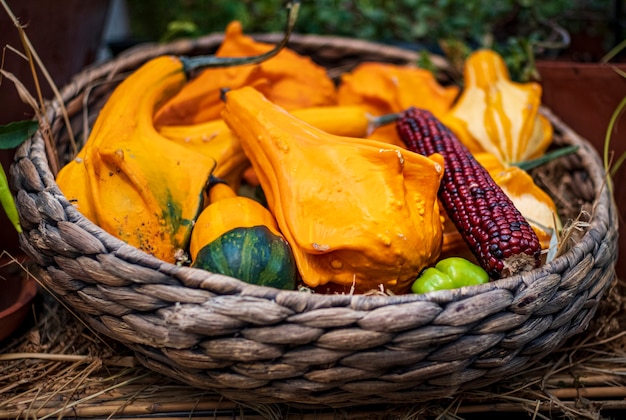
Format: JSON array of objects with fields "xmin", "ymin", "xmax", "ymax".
[{"xmin": 1, "ymin": 258, "xmax": 625, "ymax": 420}]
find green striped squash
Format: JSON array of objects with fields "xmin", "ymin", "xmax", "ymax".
[{"xmin": 192, "ymin": 225, "xmax": 297, "ymax": 290}]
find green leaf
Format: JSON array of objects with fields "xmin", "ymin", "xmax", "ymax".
[
  {"xmin": 160, "ymin": 20, "xmax": 201, "ymax": 43},
  {"xmin": 0, "ymin": 120, "xmax": 38, "ymax": 150},
  {"xmin": 514, "ymin": 145, "xmax": 580, "ymax": 171}
]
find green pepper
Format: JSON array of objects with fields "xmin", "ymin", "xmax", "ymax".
[{"xmin": 411, "ymin": 257, "xmax": 489, "ymax": 294}]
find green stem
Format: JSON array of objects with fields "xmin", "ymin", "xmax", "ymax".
[
  {"xmin": 514, "ymin": 145, "xmax": 579, "ymax": 171},
  {"xmin": 612, "ymin": 152, "xmax": 626, "ymax": 178},
  {"xmin": 604, "ymin": 95, "xmax": 626, "ymax": 178},
  {"xmin": 180, "ymin": 0, "xmax": 300, "ymax": 74},
  {"xmin": 601, "ymin": 38, "xmax": 626, "ymax": 64},
  {"xmin": 368, "ymin": 112, "xmax": 401, "ymax": 132},
  {"xmin": 600, "ymin": 38, "xmax": 626, "ymax": 180},
  {"xmin": 0, "ymin": 163, "xmax": 22, "ymax": 233}
]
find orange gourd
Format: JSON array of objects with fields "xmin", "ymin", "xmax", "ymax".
[
  {"xmin": 338, "ymin": 62, "xmax": 460, "ymax": 146},
  {"xmin": 154, "ymin": 21, "xmax": 337, "ymax": 126},
  {"xmin": 158, "ymin": 105, "xmax": 374, "ymax": 189},
  {"xmin": 222, "ymin": 86, "xmax": 445, "ymax": 294},
  {"xmin": 56, "ymin": 56, "xmax": 217, "ymax": 262},
  {"xmin": 55, "ymin": 5, "xmax": 301, "ymax": 263},
  {"xmin": 189, "ymin": 178, "xmax": 282, "ymax": 261},
  {"xmin": 157, "ymin": 118, "xmax": 250, "ymax": 190},
  {"xmin": 189, "ymin": 178, "xmax": 297, "ymax": 290}
]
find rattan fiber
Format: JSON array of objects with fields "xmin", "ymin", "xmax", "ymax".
[{"xmin": 9, "ymin": 33, "xmax": 619, "ymax": 408}]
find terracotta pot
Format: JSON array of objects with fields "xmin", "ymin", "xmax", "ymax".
[
  {"xmin": 0, "ymin": 256, "xmax": 38, "ymax": 342},
  {"xmin": 537, "ymin": 60, "xmax": 626, "ymax": 279}
]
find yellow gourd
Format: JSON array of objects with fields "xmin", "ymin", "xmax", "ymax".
[
  {"xmin": 160, "ymin": 105, "xmax": 373, "ymax": 144},
  {"xmin": 441, "ymin": 49, "xmax": 553, "ymax": 164},
  {"xmin": 222, "ymin": 86, "xmax": 445, "ymax": 294},
  {"xmin": 338, "ymin": 62, "xmax": 459, "ymax": 116}
]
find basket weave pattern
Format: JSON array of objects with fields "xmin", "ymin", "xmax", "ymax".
[{"xmin": 10, "ymin": 34, "xmax": 618, "ymax": 407}]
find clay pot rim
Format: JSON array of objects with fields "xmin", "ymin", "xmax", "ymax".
[
  {"xmin": 0, "ymin": 273, "xmax": 37, "ymax": 317},
  {"xmin": 0, "ymin": 258, "xmax": 38, "ymax": 342}
]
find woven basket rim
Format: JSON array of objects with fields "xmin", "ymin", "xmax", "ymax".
[{"xmin": 22, "ymin": 32, "xmax": 614, "ymax": 307}]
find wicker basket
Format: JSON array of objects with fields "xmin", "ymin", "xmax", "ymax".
[{"xmin": 10, "ymin": 33, "xmax": 618, "ymax": 408}]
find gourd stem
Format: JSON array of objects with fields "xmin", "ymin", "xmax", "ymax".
[
  {"xmin": 208, "ymin": 174, "xmax": 229, "ymax": 188},
  {"xmin": 180, "ymin": 0, "xmax": 300, "ymax": 74},
  {"xmin": 368, "ymin": 112, "xmax": 401, "ymax": 131},
  {"xmin": 206, "ymin": 175, "xmax": 237, "ymax": 202}
]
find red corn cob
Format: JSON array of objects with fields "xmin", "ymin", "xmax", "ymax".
[{"xmin": 396, "ymin": 107, "xmax": 542, "ymax": 279}]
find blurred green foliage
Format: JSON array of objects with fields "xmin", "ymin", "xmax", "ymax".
[
  {"xmin": 125, "ymin": 0, "xmax": 615, "ymax": 81},
  {"xmin": 127, "ymin": 0, "xmax": 571, "ymax": 43}
]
